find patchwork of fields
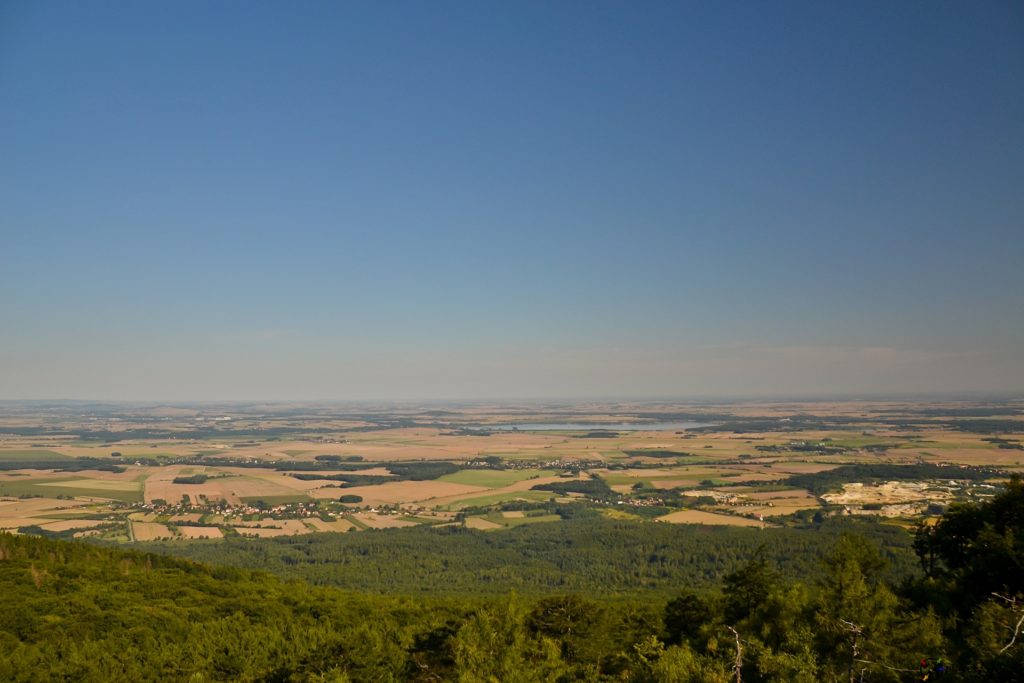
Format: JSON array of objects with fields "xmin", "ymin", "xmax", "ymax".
[{"xmin": 0, "ymin": 400, "xmax": 1020, "ymax": 542}]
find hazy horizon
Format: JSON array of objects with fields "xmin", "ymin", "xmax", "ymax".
[
  {"xmin": 3, "ymin": 390, "xmax": 1023, "ymax": 406},
  {"xmin": 2, "ymin": 2, "xmax": 1022, "ymax": 401}
]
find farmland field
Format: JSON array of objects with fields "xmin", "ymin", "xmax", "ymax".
[
  {"xmin": 0, "ymin": 477, "xmax": 143, "ymax": 503},
  {"xmin": 656, "ymin": 509, "xmax": 768, "ymax": 527},
  {"xmin": 0, "ymin": 450, "xmax": 72, "ymax": 461},
  {"xmin": 438, "ymin": 468, "xmax": 555, "ymax": 487},
  {"xmin": 132, "ymin": 521, "xmax": 173, "ymax": 541},
  {"xmin": 0, "ymin": 399, "xmax": 1019, "ymax": 542}
]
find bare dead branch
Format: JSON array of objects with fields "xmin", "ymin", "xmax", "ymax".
[
  {"xmin": 992, "ymin": 592, "xmax": 1024, "ymax": 654},
  {"xmin": 838, "ymin": 619, "xmax": 862, "ymax": 683},
  {"xmin": 726, "ymin": 625, "xmax": 743, "ymax": 683},
  {"xmin": 999, "ymin": 610, "xmax": 1024, "ymax": 654}
]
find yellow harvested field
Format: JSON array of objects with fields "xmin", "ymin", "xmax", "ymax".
[
  {"xmin": 144, "ymin": 468, "xmax": 212, "ymax": 504},
  {"xmin": 39, "ymin": 519, "xmax": 103, "ymax": 532},
  {"xmin": 465, "ymin": 517, "xmax": 503, "ymax": 530},
  {"xmin": 231, "ymin": 516, "xmax": 278, "ymax": 527},
  {"xmin": 144, "ymin": 468, "xmax": 297, "ymax": 505},
  {"xmin": 422, "ymin": 474, "xmax": 568, "ymax": 507},
  {"xmin": 41, "ymin": 468, "xmax": 142, "ymax": 482},
  {"xmin": 253, "ymin": 474, "xmax": 327, "ymax": 492},
  {"xmin": 0, "ymin": 517, "xmax": 57, "ymax": 529},
  {"xmin": 132, "ymin": 522, "xmax": 174, "ymax": 540},
  {"xmin": 328, "ymin": 428, "xmax": 562, "ymax": 461},
  {"xmin": 252, "ymin": 519, "xmax": 308, "ymax": 534},
  {"xmin": 0, "ymin": 496, "xmax": 93, "ymax": 529},
  {"xmin": 769, "ymin": 463, "xmax": 839, "ymax": 474},
  {"xmin": 758, "ymin": 502, "xmax": 820, "ymax": 517},
  {"xmin": 169, "ymin": 513, "xmax": 203, "ymax": 523},
  {"xmin": 312, "ymin": 480, "xmax": 488, "ymax": 505},
  {"xmin": 905, "ymin": 448, "xmax": 1024, "ymax": 466},
  {"xmin": 501, "ymin": 510, "xmax": 525, "ymax": 518},
  {"xmin": 176, "ymin": 526, "xmax": 223, "ymax": 539},
  {"xmin": 0, "ymin": 497, "xmax": 90, "ymax": 515},
  {"xmin": 350, "ymin": 512, "xmax": 417, "ymax": 529},
  {"xmin": 740, "ymin": 489, "xmax": 820, "ymax": 516},
  {"xmin": 172, "ymin": 484, "xmax": 231, "ymax": 504},
  {"xmin": 128, "ymin": 512, "xmax": 159, "ymax": 522},
  {"xmin": 657, "ymin": 510, "xmax": 767, "ymax": 527},
  {"xmin": 218, "ymin": 476, "xmax": 305, "ymax": 500},
  {"xmin": 306, "ymin": 518, "xmax": 356, "ymax": 532},
  {"xmin": 232, "ymin": 518, "xmax": 310, "ymax": 535},
  {"xmin": 268, "ymin": 469, "xmax": 397, "ymax": 493}
]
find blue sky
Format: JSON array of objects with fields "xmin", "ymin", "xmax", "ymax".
[{"xmin": 1, "ymin": 1, "xmax": 1022, "ymax": 400}]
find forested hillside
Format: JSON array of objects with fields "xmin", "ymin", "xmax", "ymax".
[
  {"xmin": 146, "ymin": 515, "xmax": 917, "ymax": 596},
  {"xmin": 1, "ymin": 478, "xmax": 1022, "ymax": 681}
]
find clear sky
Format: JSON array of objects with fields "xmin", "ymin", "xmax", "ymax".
[{"xmin": 1, "ymin": 1, "xmax": 1022, "ymax": 401}]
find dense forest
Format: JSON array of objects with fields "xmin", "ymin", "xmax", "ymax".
[
  {"xmin": 1, "ymin": 479, "xmax": 1022, "ymax": 681},
  {"xmin": 147, "ymin": 515, "xmax": 917, "ymax": 597}
]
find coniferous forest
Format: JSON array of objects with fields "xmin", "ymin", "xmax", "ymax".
[{"xmin": 1, "ymin": 478, "xmax": 1022, "ymax": 682}]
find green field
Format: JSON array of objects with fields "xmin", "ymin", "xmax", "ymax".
[
  {"xmin": 0, "ymin": 478, "xmax": 142, "ymax": 503},
  {"xmin": 445, "ymin": 489, "xmax": 554, "ymax": 510},
  {"xmin": 438, "ymin": 468, "xmax": 554, "ymax": 488},
  {"xmin": 38, "ymin": 478, "xmax": 138, "ymax": 492},
  {"xmin": 0, "ymin": 449, "xmax": 72, "ymax": 461}
]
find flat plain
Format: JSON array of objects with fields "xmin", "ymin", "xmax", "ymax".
[{"xmin": 0, "ymin": 399, "xmax": 1019, "ymax": 541}]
